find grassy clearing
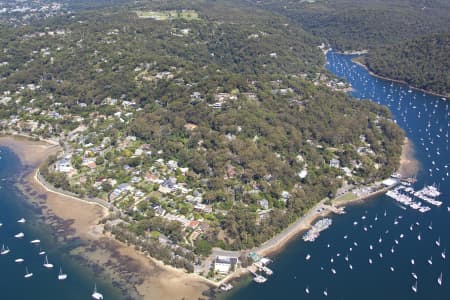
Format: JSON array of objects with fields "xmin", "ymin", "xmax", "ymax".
[
  {"xmin": 332, "ymin": 192, "xmax": 358, "ymax": 205},
  {"xmin": 135, "ymin": 10, "xmax": 199, "ymax": 21}
]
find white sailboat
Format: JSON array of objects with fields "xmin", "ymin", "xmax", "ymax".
[
  {"xmin": 305, "ymin": 286, "xmax": 310, "ymax": 294},
  {"xmin": 323, "ymin": 289, "xmax": 328, "ymax": 297},
  {"xmin": 17, "ymin": 218, "xmax": 26, "ymax": 224},
  {"xmin": 438, "ymin": 272, "xmax": 443, "ymax": 286},
  {"xmin": 38, "ymin": 249, "xmax": 46, "ymax": 256},
  {"xmin": 305, "ymin": 254, "xmax": 311, "ymax": 261},
  {"xmin": 24, "ymin": 267, "xmax": 33, "ymax": 279},
  {"xmin": 14, "ymin": 232, "xmax": 24, "ymax": 238},
  {"xmin": 43, "ymin": 255, "xmax": 54, "ymax": 268},
  {"xmin": 428, "ymin": 256, "xmax": 433, "ymax": 265},
  {"xmin": 92, "ymin": 283, "xmax": 104, "ymax": 300},
  {"xmin": 412, "ymin": 272, "xmax": 418, "ymax": 280},
  {"xmin": 15, "ymin": 258, "xmax": 24, "ymax": 263},
  {"xmin": 1, "ymin": 244, "xmax": 10, "ymax": 255},
  {"xmin": 30, "ymin": 239, "xmax": 40, "ymax": 244},
  {"xmin": 436, "ymin": 237, "xmax": 441, "ymax": 247},
  {"xmin": 58, "ymin": 266, "xmax": 68, "ymax": 280},
  {"xmin": 411, "ymin": 280, "xmax": 418, "ymax": 293},
  {"xmin": 442, "ymin": 249, "xmax": 446, "ymax": 259}
]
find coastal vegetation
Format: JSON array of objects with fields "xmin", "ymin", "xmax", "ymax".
[
  {"xmin": 243, "ymin": 0, "xmax": 450, "ymax": 51},
  {"xmin": 0, "ymin": 0, "xmax": 404, "ymax": 275},
  {"xmin": 365, "ymin": 33, "xmax": 450, "ymax": 96}
]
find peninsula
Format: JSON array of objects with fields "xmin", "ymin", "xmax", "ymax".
[{"xmin": 0, "ymin": 0, "xmax": 406, "ymax": 298}]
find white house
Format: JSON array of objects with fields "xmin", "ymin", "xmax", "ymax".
[
  {"xmin": 55, "ymin": 158, "xmax": 72, "ymax": 173},
  {"xmin": 214, "ymin": 256, "xmax": 239, "ymax": 274}
]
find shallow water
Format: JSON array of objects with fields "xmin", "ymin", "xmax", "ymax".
[{"xmin": 0, "ymin": 147, "xmax": 123, "ymax": 300}]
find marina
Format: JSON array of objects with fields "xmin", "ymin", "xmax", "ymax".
[{"xmin": 226, "ymin": 51, "xmax": 449, "ymax": 300}]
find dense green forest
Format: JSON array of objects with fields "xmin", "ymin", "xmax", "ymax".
[
  {"xmin": 365, "ymin": 33, "xmax": 450, "ymax": 96},
  {"xmin": 0, "ymin": 0, "xmax": 404, "ymax": 252},
  {"xmin": 242, "ymin": 0, "xmax": 450, "ymax": 51}
]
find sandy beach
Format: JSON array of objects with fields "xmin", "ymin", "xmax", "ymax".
[
  {"xmin": 0, "ymin": 134, "xmax": 418, "ymax": 298},
  {"xmin": 0, "ymin": 135, "xmax": 211, "ymax": 300},
  {"xmin": 398, "ymin": 138, "xmax": 420, "ymax": 178}
]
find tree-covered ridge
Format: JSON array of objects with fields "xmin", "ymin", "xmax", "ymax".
[
  {"xmin": 365, "ymin": 33, "xmax": 450, "ymax": 96},
  {"xmin": 0, "ymin": 1, "xmax": 404, "ymax": 264},
  {"xmin": 242, "ymin": 0, "xmax": 450, "ymax": 51}
]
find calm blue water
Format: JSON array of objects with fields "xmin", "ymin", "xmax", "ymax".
[
  {"xmin": 0, "ymin": 147, "xmax": 122, "ymax": 300},
  {"xmin": 227, "ymin": 52, "xmax": 450, "ymax": 300}
]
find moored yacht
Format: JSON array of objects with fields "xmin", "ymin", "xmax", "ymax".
[
  {"xmin": 24, "ymin": 267, "xmax": 33, "ymax": 279},
  {"xmin": 30, "ymin": 239, "xmax": 40, "ymax": 244},
  {"xmin": 43, "ymin": 255, "xmax": 54, "ymax": 268},
  {"xmin": 1, "ymin": 244, "xmax": 10, "ymax": 255},
  {"xmin": 14, "ymin": 232, "xmax": 24, "ymax": 238},
  {"xmin": 92, "ymin": 283, "xmax": 104, "ymax": 300},
  {"xmin": 411, "ymin": 280, "xmax": 418, "ymax": 293},
  {"xmin": 58, "ymin": 266, "xmax": 68, "ymax": 280},
  {"xmin": 15, "ymin": 258, "xmax": 24, "ymax": 263},
  {"xmin": 17, "ymin": 218, "xmax": 26, "ymax": 224}
]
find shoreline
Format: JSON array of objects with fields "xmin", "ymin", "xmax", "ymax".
[
  {"xmin": 249, "ymin": 137, "xmax": 417, "ymax": 259},
  {"xmin": 0, "ymin": 133, "xmax": 418, "ymax": 295},
  {"xmin": 350, "ymin": 57, "xmax": 448, "ymax": 99},
  {"xmin": 0, "ymin": 135, "xmax": 212, "ymax": 300}
]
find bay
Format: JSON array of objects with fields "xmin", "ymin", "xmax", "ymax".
[
  {"xmin": 0, "ymin": 146, "xmax": 122, "ymax": 300},
  {"xmin": 226, "ymin": 52, "xmax": 449, "ymax": 299}
]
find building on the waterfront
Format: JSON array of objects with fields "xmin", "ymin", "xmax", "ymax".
[{"xmin": 214, "ymin": 256, "xmax": 239, "ymax": 274}]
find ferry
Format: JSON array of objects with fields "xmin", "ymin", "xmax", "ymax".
[{"xmin": 253, "ymin": 275, "xmax": 267, "ymax": 283}]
